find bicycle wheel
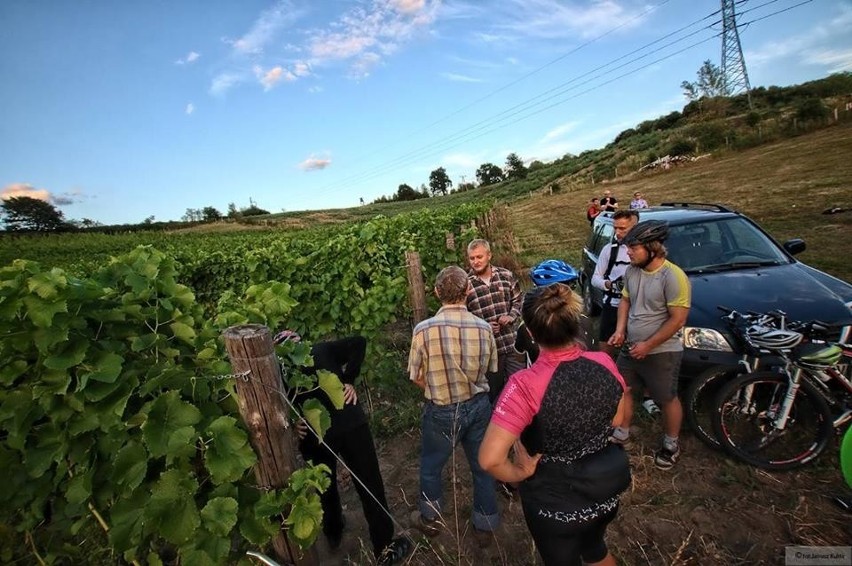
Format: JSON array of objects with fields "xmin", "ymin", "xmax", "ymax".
[
  {"xmin": 684, "ymin": 366, "xmax": 740, "ymax": 450},
  {"xmin": 711, "ymin": 371, "xmax": 833, "ymax": 471}
]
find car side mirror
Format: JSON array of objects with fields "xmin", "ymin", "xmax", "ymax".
[{"xmin": 783, "ymin": 238, "xmax": 806, "ymax": 255}]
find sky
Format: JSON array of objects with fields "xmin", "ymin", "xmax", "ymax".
[{"xmin": 1, "ymin": 0, "xmax": 851, "ymax": 225}]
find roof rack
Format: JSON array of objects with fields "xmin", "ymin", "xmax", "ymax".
[{"xmin": 658, "ymin": 202, "xmax": 734, "ymax": 213}]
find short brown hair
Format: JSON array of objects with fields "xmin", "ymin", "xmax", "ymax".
[
  {"xmin": 522, "ymin": 284, "xmax": 583, "ymax": 348},
  {"xmin": 434, "ymin": 266, "xmax": 469, "ymax": 304},
  {"xmin": 612, "ymin": 209, "xmax": 639, "ymax": 221}
]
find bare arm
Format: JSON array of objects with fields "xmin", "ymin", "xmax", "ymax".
[{"xmin": 478, "ymin": 423, "xmax": 541, "ymax": 483}]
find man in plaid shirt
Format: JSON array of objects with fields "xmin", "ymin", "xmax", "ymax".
[
  {"xmin": 408, "ymin": 265, "xmax": 500, "ymax": 536},
  {"xmin": 466, "ymin": 239, "xmax": 524, "ymax": 401}
]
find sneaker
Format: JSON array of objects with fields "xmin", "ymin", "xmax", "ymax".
[
  {"xmin": 410, "ymin": 510, "xmax": 441, "ymax": 537},
  {"xmin": 609, "ymin": 431, "xmax": 632, "ymax": 450},
  {"xmin": 377, "ymin": 536, "xmax": 413, "ymax": 566},
  {"xmin": 642, "ymin": 398, "xmax": 661, "ymax": 416},
  {"xmin": 654, "ymin": 443, "xmax": 681, "ymax": 470}
]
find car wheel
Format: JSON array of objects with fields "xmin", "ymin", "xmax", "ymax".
[{"xmin": 583, "ymin": 279, "xmax": 601, "ymax": 317}]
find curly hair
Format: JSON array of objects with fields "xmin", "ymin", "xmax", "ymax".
[
  {"xmin": 434, "ymin": 265, "xmax": 469, "ymax": 304},
  {"xmin": 522, "ymin": 284, "xmax": 583, "ymax": 348}
]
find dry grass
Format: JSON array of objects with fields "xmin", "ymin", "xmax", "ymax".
[{"xmin": 509, "ymin": 123, "xmax": 852, "ymax": 283}]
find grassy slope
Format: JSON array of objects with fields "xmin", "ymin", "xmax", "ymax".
[{"xmin": 509, "ymin": 122, "xmax": 852, "ymax": 283}]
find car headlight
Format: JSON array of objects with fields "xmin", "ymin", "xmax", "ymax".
[{"xmin": 682, "ymin": 327, "xmax": 733, "ymax": 351}]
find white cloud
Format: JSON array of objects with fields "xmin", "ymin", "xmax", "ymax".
[
  {"xmin": 254, "ymin": 65, "xmax": 296, "ymax": 90},
  {"xmin": 804, "ymin": 48, "xmax": 852, "ymax": 73},
  {"xmin": 185, "ymin": 103, "xmax": 195, "ymax": 115},
  {"xmin": 307, "ymin": 0, "xmax": 438, "ymax": 77},
  {"xmin": 210, "ymin": 73, "xmax": 244, "ymax": 96},
  {"xmin": 441, "ymin": 72, "xmax": 482, "ymax": 83},
  {"xmin": 228, "ymin": 0, "xmax": 303, "ymax": 55},
  {"xmin": 293, "ymin": 61, "xmax": 311, "ymax": 76},
  {"xmin": 1, "ymin": 182, "xmax": 51, "ymax": 202},
  {"xmin": 480, "ymin": 0, "xmax": 651, "ymax": 41},
  {"xmin": 746, "ymin": 5, "xmax": 852, "ymax": 72},
  {"xmin": 299, "ymin": 155, "xmax": 332, "ymax": 171},
  {"xmin": 307, "ymin": 85, "xmax": 324, "ymax": 94},
  {"xmin": 540, "ymin": 121, "xmax": 580, "ymax": 143},
  {"xmin": 175, "ymin": 51, "xmax": 201, "ymax": 65}
]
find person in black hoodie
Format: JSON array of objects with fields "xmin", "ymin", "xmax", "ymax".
[{"xmin": 276, "ymin": 332, "xmax": 410, "ymax": 566}]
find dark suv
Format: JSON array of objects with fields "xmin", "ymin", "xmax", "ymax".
[{"xmin": 580, "ymin": 203, "xmax": 852, "ymax": 381}]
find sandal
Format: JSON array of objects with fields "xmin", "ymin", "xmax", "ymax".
[{"xmin": 377, "ymin": 536, "xmax": 412, "ymax": 566}]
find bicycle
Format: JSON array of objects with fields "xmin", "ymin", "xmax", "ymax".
[
  {"xmin": 684, "ymin": 307, "xmax": 790, "ymax": 449},
  {"xmin": 710, "ymin": 311, "xmax": 852, "ymax": 470}
]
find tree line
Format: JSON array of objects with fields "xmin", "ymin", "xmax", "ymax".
[{"xmin": 371, "ymin": 152, "xmax": 529, "ymax": 204}]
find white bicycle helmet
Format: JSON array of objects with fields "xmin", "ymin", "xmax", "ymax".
[{"xmin": 745, "ymin": 325, "xmax": 803, "ymax": 350}]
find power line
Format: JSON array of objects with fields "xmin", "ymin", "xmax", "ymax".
[
  {"xmin": 320, "ymin": 0, "xmax": 814, "ymax": 198},
  {"xmin": 320, "ymin": 9, "xmax": 725, "ymax": 193}
]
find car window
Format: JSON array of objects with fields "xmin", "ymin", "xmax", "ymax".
[
  {"xmin": 667, "ymin": 218, "xmax": 790, "ymax": 271},
  {"xmin": 590, "ymin": 223, "xmax": 614, "ymax": 256}
]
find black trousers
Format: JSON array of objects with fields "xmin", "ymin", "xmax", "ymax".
[
  {"xmin": 299, "ymin": 423, "xmax": 394, "ymax": 556},
  {"xmin": 523, "ymin": 505, "xmax": 618, "ymax": 566}
]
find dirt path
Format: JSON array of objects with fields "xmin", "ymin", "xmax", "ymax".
[{"xmin": 315, "ymin": 414, "xmax": 850, "ymax": 565}]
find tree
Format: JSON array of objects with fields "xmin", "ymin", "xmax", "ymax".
[
  {"xmin": 475, "ymin": 163, "xmax": 503, "ymax": 186},
  {"xmin": 429, "ymin": 167, "xmax": 452, "ymax": 196},
  {"xmin": 227, "ymin": 202, "xmax": 240, "ymax": 218},
  {"xmin": 0, "ymin": 196, "xmax": 72, "ymax": 231},
  {"xmin": 202, "ymin": 206, "xmax": 223, "ymax": 221},
  {"xmin": 795, "ymin": 97, "xmax": 828, "ymax": 122},
  {"xmin": 395, "ymin": 183, "xmax": 425, "ymax": 201},
  {"xmin": 504, "ymin": 153, "xmax": 528, "ymax": 180},
  {"xmin": 241, "ymin": 204, "xmax": 270, "ymax": 217},
  {"xmin": 681, "ymin": 60, "xmax": 726, "ymax": 101}
]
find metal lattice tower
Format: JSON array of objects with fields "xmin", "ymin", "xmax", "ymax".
[{"xmin": 720, "ymin": 0, "xmax": 753, "ymax": 108}]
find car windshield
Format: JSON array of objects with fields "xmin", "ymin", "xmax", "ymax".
[{"xmin": 665, "ymin": 217, "xmax": 791, "ymax": 273}]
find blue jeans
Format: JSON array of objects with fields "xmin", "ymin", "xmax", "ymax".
[{"xmin": 419, "ymin": 393, "xmax": 499, "ymax": 531}]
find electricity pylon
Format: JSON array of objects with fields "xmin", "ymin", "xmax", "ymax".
[{"xmin": 720, "ymin": 0, "xmax": 753, "ymax": 108}]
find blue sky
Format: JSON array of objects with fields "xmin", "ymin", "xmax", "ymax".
[{"xmin": 1, "ymin": 0, "xmax": 850, "ymax": 225}]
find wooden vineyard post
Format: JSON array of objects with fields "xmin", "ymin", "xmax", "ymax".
[
  {"xmin": 222, "ymin": 324, "xmax": 318, "ymax": 566},
  {"xmin": 405, "ymin": 250, "xmax": 428, "ymax": 325}
]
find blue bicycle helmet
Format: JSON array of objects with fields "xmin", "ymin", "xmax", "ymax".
[{"xmin": 531, "ymin": 259, "xmax": 580, "ymax": 287}]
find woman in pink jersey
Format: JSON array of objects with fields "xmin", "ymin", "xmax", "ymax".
[{"xmin": 479, "ymin": 284, "xmax": 630, "ymax": 566}]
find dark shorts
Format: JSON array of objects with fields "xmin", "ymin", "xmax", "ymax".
[
  {"xmin": 616, "ymin": 350, "xmax": 683, "ymax": 405},
  {"xmin": 598, "ymin": 304, "xmax": 619, "ymax": 342}
]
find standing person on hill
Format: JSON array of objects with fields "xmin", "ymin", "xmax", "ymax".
[
  {"xmin": 586, "ymin": 197, "xmax": 602, "ymax": 225},
  {"xmin": 592, "ymin": 210, "xmax": 660, "ymax": 416},
  {"xmin": 479, "ymin": 284, "xmax": 631, "ymax": 566},
  {"xmin": 607, "ymin": 220, "xmax": 692, "ymax": 470},
  {"xmin": 279, "ymin": 332, "xmax": 411, "ymax": 566},
  {"xmin": 630, "ymin": 192, "xmax": 649, "ymax": 209},
  {"xmin": 600, "ymin": 190, "xmax": 618, "ymax": 212},
  {"xmin": 408, "ymin": 266, "xmax": 501, "ymax": 537},
  {"xmin": 466, "ymin": 239, "xmax": 525, "ymax": 402}
]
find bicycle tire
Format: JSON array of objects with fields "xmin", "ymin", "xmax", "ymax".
[
  {"xmin": 684, "ymin": 366, "xmax": 740, "ymax": 450},
  {"xmin": 711, "ymin": 371, "xmax": 834, "ymax": 471}
]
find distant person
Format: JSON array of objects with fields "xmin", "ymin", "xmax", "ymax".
[
  {"xmin": 408, "ymin": 266, "xmax": 500, "ymax": 537},
  {"xmin": 607, "ymin": 220, "xmax": 691, "ymax": 470},
  {"xmin": 587, "ymin": 197, "xmax": 602, "ymax": 225},
  {"xmin": 600, "ymin": 190, "xmax": 618, "ymax": 212},
  {"xmin": 466, "ymin": 239, "xmax": 524, "ymax": 402},
  {"xmin": 630, "ymin": 192, "xmax": 649, "ymax": 209},
  {"xmin": 479, "ymin": 284, "xmax": 631, "ymax": 566},
  {"xmin": 280, "ymin": 332, "xmax": 411, "ymax": 565}
]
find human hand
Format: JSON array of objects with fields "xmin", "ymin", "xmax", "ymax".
[
  {"xmin": 629, "ymin": 341, "xmax": 651, "ymax": 359},
  {"xmin": 497, "ymin": 315, "xmax": 514, "ymax": 327},
  {"xmin": 343, "ymin": 383, "xmax": 358, "ymax": 405},
  {"xmin": 490, "ymin": 321, "xmax": 501, "ymax": 333},
  {"xmin": 607, "ymin": 331, "xmax": 625, "ymax": 348},
  {"xmin": 513, "ymin": 440, "xmax": 542, "ymax": 480},
  {"xmin": 295, "ymin": 418, "xmax": 308, "ymax": 440}
]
